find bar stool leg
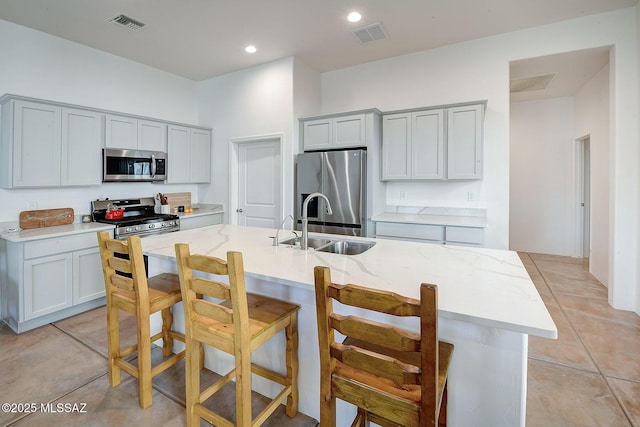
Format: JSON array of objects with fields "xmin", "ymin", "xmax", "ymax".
[
  {"xmin": 137, "ymin": 314, "xmax": 153, "ymax": 409},
  {"xmin": 285, "ymin": 311, "xmax": 299, "ymax": 417},
  {"xmin": 161, "ymin": 307, "xmax": 174, "ymax": 356},
  {"xmin": 235, "ymin": 343, "xmax": 253, "ymax": 426},
  {"xmin": 185, "ymin": 337, "xmax": 201, "ymax": 427},
  {"xmin": 107, "ymin": 302, "xmax": 121, "ymax": 386}
]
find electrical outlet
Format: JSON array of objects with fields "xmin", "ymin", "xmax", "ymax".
[
  {"xmin": 27, "ymin": 201, "xmax": 38, "ymax": 210},
  {"xmin": 400, "ymin": 191, "xmax": 407, "ymax": 201},
  {"xmin": 467, "ymin": 192, "xmax": 476, "ymax": 201}
]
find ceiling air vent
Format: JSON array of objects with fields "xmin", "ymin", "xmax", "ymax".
[
  {"xmin": 510, "ymin": 73, "xmax": 557, "ymax": 93},
  {"xmin": 107, "ymin": 14, "xmax": 146, "ymax": 32},
  {"xmin": 352, "ymin": 21, "xmax": 388, "ymax": 43}
]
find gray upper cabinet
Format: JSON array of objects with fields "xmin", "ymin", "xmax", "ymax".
[
  {"xmin": 0, "ymin": 98, "xmax": 102, "ymax": 188},
  {"xmin": 446, "ymin": 104, "xmax": 483, "ymax": 179},
  {"xmin": 381, "ymin": 113, "xmax": 411, "ymax": 179},
  {"xmin": 138, "ymin": 119, "xmax": 168, "ymax": 152},
  {"xmin": 105, "ymin": 114, "xmax": 167, "ymax": 151},
  {"xmin": 61, "ymin": 107, "xmax": 102, "ymax": 186},
  {"xmin": 382, "ymin": 109, "xmax": 445, "ymax": 180},
  {"xmin": 302, "ymin": 113, "xmax": 366, "ymax": 151},
  {"xmin": 382, "ymin": 102, "xmax": 484, "ymax": 180},
  {"xmin": 104, "ymin": 114, "xmax": 137, "ymax": 149},
  {"xmin": 167, "ymin": 125, "xmax": 211, "ymax": 183},
  {"xmin": 0, "ymin": 93, "xmax": 210, "ymax": 188}
]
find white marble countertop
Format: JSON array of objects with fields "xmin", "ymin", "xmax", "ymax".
[
  {"xmin": 0, "ymin": 203, "xmax": 224, "ymax": 243},
  {"xmin": 372, "ymin": 212, "xmax": 488, "ymax": 228},
  {"xmin": 0, "ymin": 222, "xmax": 114, "ymax": 242},
  {"xmin": 141, "ymin": 224, "xmax": 556, "ymax": 339},
  {"xmin": 175, "ymin": 203, "xmax": 223, "ymax": 219}
]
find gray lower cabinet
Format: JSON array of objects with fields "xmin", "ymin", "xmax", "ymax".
[
  {"xmin": 179, "ymin": 212, "xmax": 223, "ymax": 230},
  {"xmin": 375, "ymin": 221, "xmax": 484, "ymax": 247},
  {"xmin": 1, "ymin": 232, "xmax": 106, "ymax": 333}
]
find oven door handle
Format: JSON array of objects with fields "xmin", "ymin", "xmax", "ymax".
[{"xmin": 150, "ymin": 154, "xmax": 156, "ymax": 178}]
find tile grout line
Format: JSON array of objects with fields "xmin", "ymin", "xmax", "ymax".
[
  {"xmin": 3, "ymin": 370, "xmax": 110, "ymax": 427},
  {"xmin": 526, "ymin": 252, "xmax": 603, "ymax": 375},
  {"xmin": 51, "ymin": 322, "xmax": 110, "ymax": 361},
  {"xmin": 51, "ymin": 320, "xmax": 190, "ymax": 410},
  {"xmin": 526, "ymin": 253, "xmax": 635, "ymax": 427}
]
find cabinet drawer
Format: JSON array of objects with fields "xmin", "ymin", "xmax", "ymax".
[
  {"xmin": 376, "ymin": 222, "xmax": 444, "ymax": 241},
  {"xmin": 445, "ymin": 226, "xmax": 484, "ymax": 245},
  {"xmin": 180, "ymin": 213, "xmax": 223, "ymax": 230},
  {"xmin": 24, "ymin": 233, "xmax": 99, "ymax": 259}
]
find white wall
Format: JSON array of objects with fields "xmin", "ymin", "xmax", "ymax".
[
  {"xmin": 196, "ymin": 58, "xmax": 296, "ymax": 223},
  {"xmin": 0, "ymin": 19, "xmax": 202, "ymax": 220},
  {"xmin": 509, "ymin": 63, "xmax": 610, "ymax": 287},
  {"xmin": 510, "ymin": 97, "xmax": 575, "ymax": 256},
  {"xmin": 574, "ymin": 64, "xmax": 611, "ymax": 287},
  {"xmin": 292, "ymin": 58, "xmax": 322, "ymax": 153},
  {"xmin": 320, "ymin": 33, "xmax": 514, "ymax": 250},
  {"xmin": 320, "ymin": 8, "xmax": 639, "ymax": 311}
]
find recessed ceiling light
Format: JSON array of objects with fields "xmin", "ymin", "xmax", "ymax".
[
  {"xmin": 347, "ymin": 12, "xmax": 362, "ymax": 23},
  {"xmin": 245, "ymin": 45, "xmax": 257, "ymax": 53}
]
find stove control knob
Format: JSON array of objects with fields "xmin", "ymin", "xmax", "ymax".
[
  {"xmin": 135, "ymin": 226, "xmax": 142, "ymax": 231},
  {"xmin": 149, "ymin": 223, "xmax": 155, "ymax": 229},
  {"xmin": 126, "ymin": 227, "xmax": 132, "ymax": 233}
]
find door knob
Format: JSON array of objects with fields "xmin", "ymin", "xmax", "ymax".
[{"xmin": 236, "ymin": 208, "xmax": 244, "ymax": 213}]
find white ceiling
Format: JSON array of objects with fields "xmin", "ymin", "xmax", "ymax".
[{"xmin": 0, "ymin": 0, "xmax": 636, "ymax": 98}]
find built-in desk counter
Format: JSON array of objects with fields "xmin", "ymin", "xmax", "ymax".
[
  {"xmin": 142, "ymin": 224, "xmax": 556, "ymax": 427},
  {"xmin": 373, "ymin": 207, "xmax": 488, "ymax": 246}
]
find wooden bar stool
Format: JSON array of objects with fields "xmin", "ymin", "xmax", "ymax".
[
  {"xmin": 314, "ymin": 266, "xmax": 454, "ymax": 427},
  {"xmin": 174, "ymin": 244, "xmax": 300, "ymax": 427},
  {"xmin": 97, "ymin": 231, "xmax": 185, "ymax": 409}
]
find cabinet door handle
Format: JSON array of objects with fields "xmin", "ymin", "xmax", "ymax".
[{"xmin": 236, "ymin": 208, "xmax": 244, "ymax": 213}]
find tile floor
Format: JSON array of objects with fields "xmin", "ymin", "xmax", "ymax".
[
  {"xmin": 0, "ymin": 306, "xmax": 318, "ymax": 427},
  {"xmin": 522, "ymin": 252, "xmax": 640, "ymax": 426},
  {"xmin": 1, "ymin": 252, "xmax": 638, "ymax": 426}
]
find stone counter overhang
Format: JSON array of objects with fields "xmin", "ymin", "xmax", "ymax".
[{"xmin": 140, "ymin": 223, "xmax": 556, "ymax": 339}]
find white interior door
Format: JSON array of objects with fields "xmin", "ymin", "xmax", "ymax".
[
  {"xmin": 237, "ymin": 139, "xmax": 281, "ymax": 228},
  {"xmin": 582, "ymin": 138, "xmax": 591, "ymax": 258},
  {"xmin": 575, "ymin": 136, "xmax": 591, "ymax": 259}
]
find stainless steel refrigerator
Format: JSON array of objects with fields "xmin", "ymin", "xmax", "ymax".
[{"xmin": 295, "ymin": 149, "xmax": 367, "ymax": 236}]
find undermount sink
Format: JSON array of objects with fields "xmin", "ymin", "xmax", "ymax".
[
  {"xmin": 315, "ymin": 240, "xmax": 376, "ymax": 255},
  {"xmin": 278, "ymin": 236, "xmax": 375, "ymax": 255},
  {"xmin": 279, "ymin": 236, "xmax": 332, "ymax": 249}
]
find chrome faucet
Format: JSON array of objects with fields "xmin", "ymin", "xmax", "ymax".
[
  {"xmin": 301, "ymin": 192, "xmax": 333, "ymax": 250},
  {"xmin": 272, "ymin": 214, "xmax": 298, "ymax": 246}
]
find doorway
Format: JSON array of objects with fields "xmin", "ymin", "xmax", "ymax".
[
  {"xmin": 230, "ymin": 135, "xmax": 283, "ymax": 228},
  {"xmin": 576, "ymin": 136, "xmax": 591, "ymax": 259}
]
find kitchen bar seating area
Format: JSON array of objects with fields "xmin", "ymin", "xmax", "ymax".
[
  {"xmin": 174, "ymin": 245, "xmax": 300, "ymax": 426},
  {"xmin": 1, "ymin": 250, "xmax": 637, "ymax": 426},
  {"xmin": 96, "ymin": 231, "xmax": 185, "ymax": 409}
]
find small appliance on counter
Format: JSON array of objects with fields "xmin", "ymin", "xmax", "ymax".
[{"xmin": 91, "ymin": 197, "xmax": 179, "ymax": 240}]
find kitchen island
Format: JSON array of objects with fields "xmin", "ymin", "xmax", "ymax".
[{"xmin": 141, "ymin": 224, "xmax": 556, "ymax": 427}]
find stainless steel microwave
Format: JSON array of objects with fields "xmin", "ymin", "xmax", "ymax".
[{"xmin": 102, "ymin": 148, "xmax": 167, "ymax": 182}]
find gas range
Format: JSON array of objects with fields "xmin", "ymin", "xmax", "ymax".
[{"xmin": 91, "ymin": 197, "xmax": 179, "ymax": 240}]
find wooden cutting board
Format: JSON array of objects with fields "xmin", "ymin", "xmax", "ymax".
[
  {"xmin": 19, "ymin": 208, "xmax": 75, "ymax": 229},
  {"xmin": 164, "ymin": 192, "xmax": 191, "ymax": 209}
]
